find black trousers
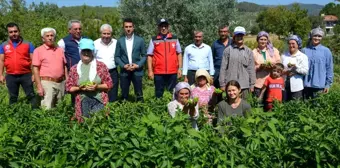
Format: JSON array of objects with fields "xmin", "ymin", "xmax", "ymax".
[
  {"xmin": 5, "ymin": 73, "xmax": 37, "ymax": 108},
  {"xmin": 108, "ymin": 68, "xmax": 119, "ymax": 102},
  {"xmin": 120, "ymin": 72, "xmax": 143, "ymax": 102}
]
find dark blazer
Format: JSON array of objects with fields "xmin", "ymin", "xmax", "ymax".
[{"xmin": 115, "ymin": 34, "xmax": 146, "ymax": 76}]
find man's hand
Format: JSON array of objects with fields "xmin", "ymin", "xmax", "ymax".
[
  {"xmin": 37, "ymin": 86, "xmax": 44, "ymax": 97},
  {"xmin": 220, "ymin": 87, "xmax": 225, "ymax": 92},
  {"xmin": 148, "ymin": 71, "xmax": 154, "ymax": 80},
  {"xmin": 124, "ymin": 64, "xmax": 131, "ymax": 71},
  {"xmin": 131, "ymin": 63, "xmax": 139, "ymax": 71},
  {"xmin": 184, "ymin": 76, "xmax": 188, "ymax": 83},
  {"xmin": 324, "ymin": 88, "xmax": 329, "ymax": 94},
  {"xmin": 0, "ymin": 75, "xmax": 5, "ymax": 84},
  {"xmin": 177, "ymin": 69, "xmax": 182, "ymax": 79}
]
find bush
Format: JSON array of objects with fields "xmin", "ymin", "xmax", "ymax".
[{"xmin": 0, "ymin": 84, "xmax": 340, "ymax": 167}]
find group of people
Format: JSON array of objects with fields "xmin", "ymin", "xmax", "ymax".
[{"xmin": 0, "ymin": 18, "xmax": 333, "ymax": 125}]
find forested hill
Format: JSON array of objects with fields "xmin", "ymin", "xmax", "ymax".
[
  {"xmin": 237, "ymin": 2, "xmax": 324, "ymax": 15},
  {"xmin": 59, "ymin": 5, "xmax": 119, "ymax": 19}
]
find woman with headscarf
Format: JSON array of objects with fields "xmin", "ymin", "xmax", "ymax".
[
  {"xmin": 168, "ymin": 82, "xmax": 199, "ymax": 130},
  {"xmin": 281, "ymin": 35, "xmax": 308, "ymax": 101},
  {"xmin": 252, "ymin": 31, "xmax": 281, "ymax": 98},
  {"xmin": 303, "ymin": 27, "xmax": 334, "ymax": 99},
  {"xmin": 66, "ymin": 39, "xmax": 113, "ymax": 122}
]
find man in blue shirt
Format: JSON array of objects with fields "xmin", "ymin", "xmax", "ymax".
[
  {"xmin": 303, "ymin": 27, "xmax": 333, "ymax": 99},
  {"xmin": 183, "ymin": 30, "xmax": 214, "ymax": 85},
  {"xmin": 211, "ymin": 25, "xmax": 232, "ymax": 88}
]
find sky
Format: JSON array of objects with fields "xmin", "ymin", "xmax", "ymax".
[{"xmin": 25, "ymin": 0, "xmax": 336, "ymax": 7}]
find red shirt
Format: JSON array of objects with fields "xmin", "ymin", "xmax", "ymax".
[{"xmin": 264, "ymin": 76, "xmax": 284, "ymax": 103}]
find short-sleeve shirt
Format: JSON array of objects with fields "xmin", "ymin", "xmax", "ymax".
[
  {"xmin": 0, "ymin": 41, "xmax": 35, "ymax": 54},
  {"xmin": 264, "ymin": 76, "xmax": 284, "ymax": 103},
  {"xmin": 191, "ymin": 85, "xmax": 215, "ymax": 107},
  {"xmin": 32, "ymin": 44, "xmax": 66, "ymax": 79}
]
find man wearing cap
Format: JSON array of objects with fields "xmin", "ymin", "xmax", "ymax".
[
  {"xmin": 33, "ymin": 28, "xmax": 68, "ymax": 109},
  {"xmin": 303, "ymin": 27, "xmax": 334, "ymax": 99},
  {"xmin": 115, "ymin": 18, "xmax": 146, "ymax": 102},
  {"xmin": 94, "ymin": 23, "xmax": 118, "ymax": 102},
  {"xmin": 183, "ymin": 30, "xmax": 214, "ymax": 85},
  {"xmin": 219, "ymin": 26, "xmax": 256, "ymax": 99},
  {"xmin": 0, "ymin": 22, "xmax": 37, "ymax": 108},
  {"xmin": 212, "ymin": 25, "xmax": 232, "ymax": 88},
  {"xmin": 147, "ymin": 18, "xmax": 183, "ymax": 98}
]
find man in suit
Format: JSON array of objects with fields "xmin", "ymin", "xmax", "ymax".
[{"xmin": 115, "ymin": 18, "xmax": 146, "ymax": 102}]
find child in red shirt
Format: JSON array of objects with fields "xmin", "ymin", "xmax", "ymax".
[{"xmin": 259, "ymin": 63, "xmax": 285, "ymax": 112}]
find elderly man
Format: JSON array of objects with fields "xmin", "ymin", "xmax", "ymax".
[
  {"xmin": 303, "ymin": 27, "xmax": 334, "ymax": 99},
  {"xmin": 58, "ymin": 19, "xmax": 85, "ymax": 105},
  {"xmin": 219, "ymin": 26, "xmax": 256, "ymax": 99},
  {"xmin": 147, "ymin": 18, "xmax": 183, "ymax": 98},
  {"xmin": 33, "ymin": 28, "xmax": 68, "ymax": 109},
  {"xmin": 58, "ymin": 19, "xmax": 84, "ymax": 71},
  {"xmin": 115, "ymin": 18, "xmax": 146, "ymax": 102},
  {"xmin": 183, "ymin": 30, "xmax": 214, "ymax": 85},
  {"xmin": 0, "ymin": 22, "xmax": 37, "ymax": 108},
  {"xmin": 94, "ymin": 24, "xmax": 118, "ymax": 102}
]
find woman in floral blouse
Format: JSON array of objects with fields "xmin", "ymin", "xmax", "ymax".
[{"xmin": 66, "ymin": 39, "xmax": 112, "ymax": 122}]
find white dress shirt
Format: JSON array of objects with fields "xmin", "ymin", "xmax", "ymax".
[
  {"xmin": 126, "ymin": 34, "xmax": 134, "ymax": 65},
  {"xmin": 94, "ymin": 38, "xmax": 117, "ymax": 70},
  {"xmin": 282, "ymin": 50, "xmax": 309, "ymax": 92}
]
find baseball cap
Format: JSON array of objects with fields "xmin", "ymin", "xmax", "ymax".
[
  {"xmin": 158, "ymin": 18, "xmax": 169, "ymax": 26},
  {"xmin": 234, "ymin": 26, "xmax": 246, "ymax": 35},
  {"xmin": 79, "ymin": 38, "xmax": 94, "ymax": 51}
]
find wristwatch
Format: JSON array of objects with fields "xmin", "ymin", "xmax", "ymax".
[{"xmin": 178, "ymin": 68, "xmax": 183, "ymax": 70}]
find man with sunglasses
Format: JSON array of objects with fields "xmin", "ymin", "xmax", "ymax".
[
  {"xmin": 0, "ymin": 22, "xmax": 37, "ymax": 108},
  {"xmin": 58, "ymin": 19, "xmax": 86, "ymax": 105},
  {"xmin": 147, "ymin": 18, "xmax": 183, "ymax": 98},
  {"xmin": 303, "ymin": 27, "xmax": 334, "ymax": 99},
  {"xmin": 58, "ymin": 19, "xmax": 85, "ymax": 71}
]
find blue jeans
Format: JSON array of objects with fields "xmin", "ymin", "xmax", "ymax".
[
  {"xmin": 120, "ymin": 72, "xmax": 144, "ymax": 102},
  {"xmin": 108, "ymin": 68, "xmax": 119, "ymax": 102},
  {"xmin": 154, "ymin": 74, "xmax": 177, "ymax": 98},
  {"xmin": 5, "ymin": 73, "xmax": 37, "ymax": 108}
]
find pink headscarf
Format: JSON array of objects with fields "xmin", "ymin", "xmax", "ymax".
[{"xmin": 257, "ymin": 31, "xmax": 274, "ymax": 57}]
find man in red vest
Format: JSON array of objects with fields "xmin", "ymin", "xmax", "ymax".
[
  {"xmin": 147, "ymin": 18, "xmax": 183, "ymax": 98},
  {"xmin": 0, "ymin": 22, "xmax": 37, "ymax": 108}
]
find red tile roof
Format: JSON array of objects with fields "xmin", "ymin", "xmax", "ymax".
[{"xmin": 324, "ymin": 15, "xmax": 338, "ymax": 21}]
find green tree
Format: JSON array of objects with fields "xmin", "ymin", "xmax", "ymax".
[
  {"xmin": 256, "ymin": 4, "xmax": 311, "ymax": 38},
  {"xmin": 119, "ymin": 0, "xmax": 236, "ymax": 46}
]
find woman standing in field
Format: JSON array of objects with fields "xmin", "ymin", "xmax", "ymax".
[
  {"xmin": 252, "ymin": 31, "xmax": 281, "ymax": 99},
  {"xmin": 168, "ymin": 82, "xmax": 199, "ymax": 130},
  {"xmin": 281, "ymin": 35, "xmax": 308, "ymax": 101},
  {"xmin": 217, "ymin": 80, "xmax": 251, "ymax": 123},
  {"xmin": 66, "ymin": 39, "xmax": 113, "ymax": 122},
  {"xmin": 303, "ymin": 27, "xmax": 333, "ymax": 99}
]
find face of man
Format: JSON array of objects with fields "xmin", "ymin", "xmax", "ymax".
[
  {"xmin": 312, "ymin": 35, "xmax": 322, "ymax": 46},
  {"xmin": 219, "ymin": 27, "xmax": 229, "ymax": 40},
  {"xmin": 42, "ymin": 31, "xmax": 55, "ymax": 47},
  {"xmin": 7, "ymin": 26, "xmax": 20, "ymax": 41},
  {"xmin": 194, "ymin": 32, "xmax": 203, "ymax": 46},
  {"xmin": 101, "ymin": 28, "xmax": 112, "ymax": 44},
  {"xmin": 234, "ymin": 34, "xmax": 244, "ymax": 45},
  {"xmin": 69, "ymin": 22, "xmax": 82, "ymax": 40},
  {"xmin": 158, "ymin": 23, "xmax": 169, "ymax": 35},
  {"xmin": 124, "ymin": 22, "xmax": 134, "ymax": 37}
]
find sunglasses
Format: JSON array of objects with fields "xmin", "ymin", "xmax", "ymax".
[{"xmin": 8, "ymin": 30, "xmax": 18, "ymax": 33}]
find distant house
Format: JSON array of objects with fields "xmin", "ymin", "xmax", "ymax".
[{"xmin": 322, "ymin": 15, "xmax": 338, "ymax": 36}]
